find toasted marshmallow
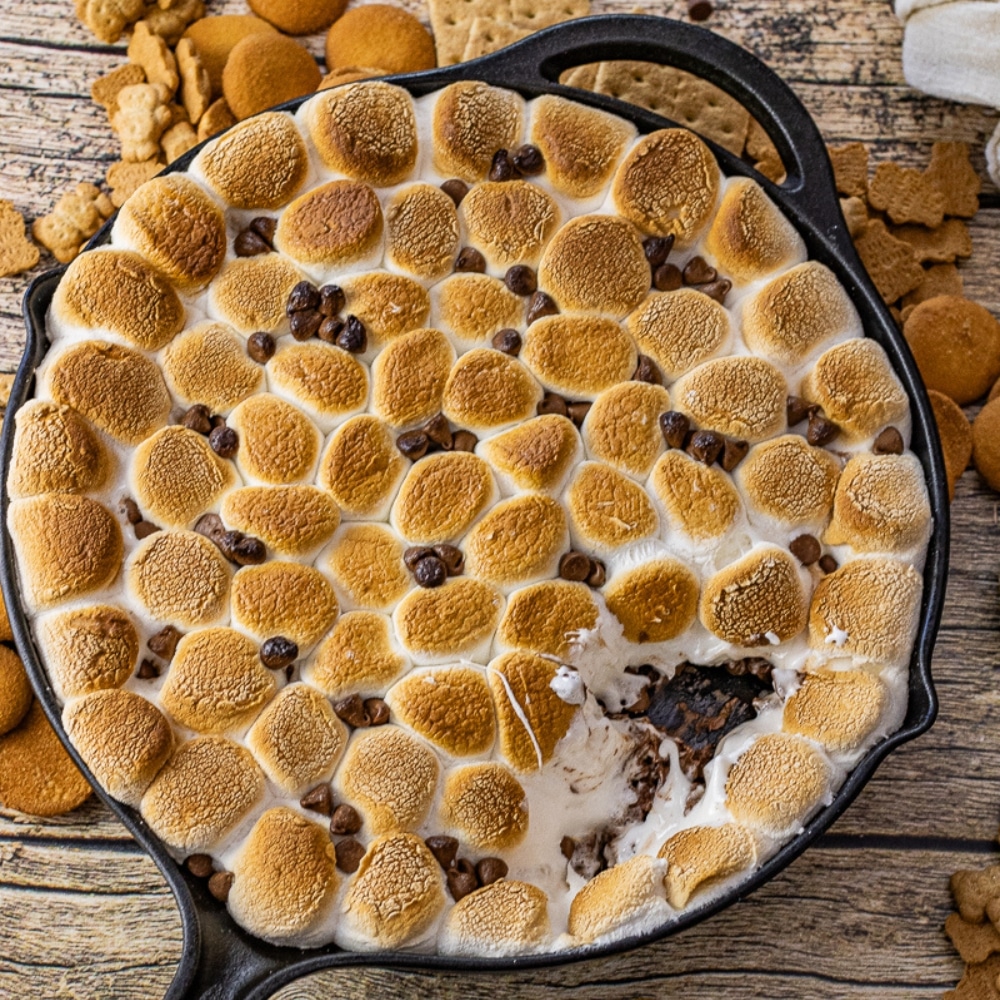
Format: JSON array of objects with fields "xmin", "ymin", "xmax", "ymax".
[
  {"xmin": 160, "ymin": 627, "xmax": 276, "ymax": 735},
  {"xmin": 604, "ymin": 558, "xmax": 699, "ymax": 644},
  {"xmin": 229, "ymin": 808, "xmax": 338, "ymax": 947},
  {"xmin": 626, "ymin": 289, "xmax": 731, "ymax": 381},
  {"xmin": 440, "ymin": 762, "xmax": 528, "ymax": 850},
  {"xmin": 9, "ymin": 495, "xmax": 122, "ymax": 609},
  {"xmin": 8, "ymin": 400, "xmax": 111, "ymax": 499},
  {"xmin": 529, "ymin": 94, "xmax": 635, "ymax": 200},
  {"xmin": 784, "ymin": 669, "xmax": 888, "ymax": 755},
  {"xmin": 209, "ymin": 255, "xmax": 305, "ymax": 335},
  {"xmin": 140, "ymin": 736, "xmax": 265, "ymax": 852},
  {"xmin": 824, "ymin": 453, "xmax": 932, "ymax": 556},
  {"xmin": 478, "ymin": 415, "xmax": 581, "ymax": 495},
  {"xmin": 114, "ymin": 174, "xmax": 226, "ymax": 290},
  {"xmin": 126, "ymin": 530, "xmax": 231, "ymax": 628},
  {"xmin": 441, "ymin": 880, "xmax": 551, "ymax": 957},
  {"xmin": 461, "ymin": 181, "xmax": 560, "ymax": 269},
  {"xmin": 36, "ymin": 605, "xmax": 138, "ymax": 700},
  {"xmin": 463, "ymin": 493, "xmax": 568, "ymax": 590},
  {"xmin": 394, "ymin": 578, "xmax": 503, "ymax": 662},
  {"xmin": 341, "ymin": 272, "xmax": 430, "ymax": 348},
  {"xmin": 736, "ymin": 435, "xmax": 840, "ymax": 530},
  {"xmin": 51, "ymin": 249, "xmax": 184, "ymax": 351},
  {"xmin": 658, "ymin": 823, "xmax": 757, "ymax": 909},
  {"xmin": 335, "ymin": 725, "xmax": 439, "ymax": 834},
  {"xmin": 724, "ymin": 733, "xmax": 831, "ymax": 835},
  {"xmin": 568, "ymin": 854, "xmax": 667, "ymax": 944},
  {"xmin": 306, "ymin": 610, "xmax": 408, "ymax": 698},
  {"xmin": 612, "ymin": 129, "xmax": 720, "ymax": 246},
  {"xmin": 808, "ymin": 557, "xmax": 922, "ymax": 667},
  {"xmin": 391, "ymin": 452, "xmax": 497, "ymax": 544},
  {"xmin": 521, "ymin": 315, "xmax": 637, "ymax": 399},
  {"xmin": 318, "ymin": 415, "xmax": 408, "ymax": 520},
  {"xmin": 245, "ymin": 683, "xmax": 347, "ymax": 794},
  {"xmin": 275, "ymin": 180, "xmax": 383, "ymax": 269},
  {"xmin": 673, "ymin": 356, "xmax": 787, "ymax": 443},
  {"xmin": 130, "ymin": 426, "xmax": 237, "ymax": 528},
  {"xmin": 433, "ymin": 273, "xmax": 523, "ymax": 345},
  {"xmin": 337, "ymin": 832, "xmax": 446, "ymax": 950},
  {"xmin": 564, "ymin": 461, "xmax": 659, "ymax": 552},
  {"xmin": 230, "ymin": 562, "xmax": 338, "ymax": 649},
  {"xmin": 45, "ymin": 340, "xmax": 171, "ymax": 445},
  {"xmin": 495, "ymin": 582, "xmax": 598, "ymax": 662},
  {"xmin": 385, "ymin": 666, "xmax": 495, "ymax": 757},
  {"xmin": 221, "ymin": 485, "xmax": 340, "ymax": 558},
  {"xmin": 741, "ymin": 261, "xmax": 860, "ymax": 366},
  {"xmin": 63, "ymin": 690, "xmax": 173, "ymax": 807},
  {"xmin": 699, "ymin": 545, "xmax": 808, "ymax": 646},
  {"xmin": 385, "ymin": 184, "xmax": 460, "ymax": 282},
  {"xmin": 325, "ymin": 524, "xmax": 410, "ymax": 610},
  {"xmin": 308, "ymin": 82, "xmax": 418, "ymax": 187},
  {"xmin": 162, "ymin": 322, "xmax": 263, "ymax": 414},
  {"xmin": 195, "ymin": 112, "xmax": 309, "ymax": 209},
  {"xmin": 441, "ymin": 349, "xmax": 542, "ymax": 433},
  {"xmin": 800, "ymin": 338, "xmax": 909, "ymax": 445},
  {"xmin": 650, "ymin": 450, "xmax": 741, "ymax": 542},
  {"xmin": 228, "ymin": 394, "xmax": 322, "ymax": 485},
  {"xmin": 704, "ymin": 177, "xmax": 806, "ymax": 284},
  {"xmin": 432, "ymin": 81, "xmax": 525, "ymax": 181},
  {"xmin": 583, "ymin": 382, "xmax": 670, "ymax": 478},
  {"xmin": 371, "ymin": 328, "xmax": 454, "ymax": 429},
  {"xmin": 537, "ymin": 215, "xmax": 649, "ymax": 317}
]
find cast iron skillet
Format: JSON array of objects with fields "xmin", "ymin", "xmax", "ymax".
[{"xmin": 2, "ymin": 14, "xmax": 948, "ymax": 999}]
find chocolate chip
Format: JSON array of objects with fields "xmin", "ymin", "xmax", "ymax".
[
  {"xmin": 559, "ymin": 551, "xmax": 591, "ymax": 582},
  {"xmin": 333, "ymin": 694, "xmax": 371, "ymax": 728},
  {"xmin": 511, "ymin": 143, "xmax": 544, "ymax": 176},
  {"xmin": 454, "ymin": 857, "xmax": 476, "ymax": 877},
  {"xmin": 633, "ymin": 354, "xmax": 662, "ymax": 384},
  {"xmin": 489, "ymin": 148, "xmax": 515, "ymax": 182},
  {"xmin": 434, "ymin": 544, "xmax": 464, "ymax": 576},
  {"xmin": 287, "ymin": 280, "xmax": 320, "ymax": 314},
  {"xmin": 653, "ymin": 262, "xmax": 683, "ymax": 292},
  {"xmin": 720, "ymin": 438, "xmax": 749, "ymax": 472},
  {"xmin": 121, "ymin": 497, "xmax": 142, "ymax": 524},
  {"xmin": 185, "ymin": 854, "xmax": 214, "ymax": 878},
  {"xmin": 207, "ymin": 871, "xmax": 234, "ymax": 903},
  {"xmin": 247, "ymin": 331, "xmax": 275, "ymax": 363},
  {"xmin": 234, "ymin": 229, "xmax": 272, "ymax": 257},
  {"xmin": 687, "ymin": 0, "xmax": 713, "ymax": 19},
  {"xmin": 209, "ymin": 425, "xmax": 239, "ymax": 458},
  {"xmin": 786, "ymin": 395, "xmax": 812, "ymax": 426},
  {"xmin": 396, "ymin": 431, "xmax": 429, "ymax": 460},
  {"xmin": 789, "ymin": 534, "xmax": 821, "ymax": 566},
  {"xmin": 492, "ymin": 328, "xmax": 522, "ymax": 355},
  {"xmin": 560, "ymin": 836, "xmax": 576, "ymax": 860},
  {"xmin": 455, "ymin": 246, "xmax": 486, "ymax": 273},
  {"xmin": 537, "ymin": 392, "xmax": 567, "ymax": 417},
  {"xmin": 300, "ymin": 784, "xmax": 333, "ymax": 815},
  {"xmin": 260, "ymin": 636, "xmax": 298, "ymax": 670},
  {"xmin": 452, "ymin": 430, "xmax": 478, "ymax": 452},
  {"xmin": 587, "ymin": 558, "xmax": 607, "ymax": 588},
  {"xmin": 423, "ymin": 413, "xmax": 453, "ymax": 451},
  {"xmin": 148, "ymin": 625, "xmax": 181, "ymax": 661},
  {"xmin": 819, "ymin": 554, "xmax": 839, "ymax": 574},
  {"xmin": 404, "ymin": 546, "xmax": 435, "ymax": 571},
  {"xmin": 289, "ymin": 309, "xmax": 322, "ymax": 340},
  {"xmin": 566, "ymin": 400, "xmax": 591, "ymax": 427},
  {"xmin": 134, "ymin": 520, "xmax": 161, "ymax": 539},
  {"xmin": 659, "ymin": 410, "xmax": 690, "ymax": 449},
  {"xmin": 414, "ymin": 555, "xmax": 447, "ymax": 588},
  {"xmin": 194, "ymin": 512, "xmax": 226, "ymax": 546},
  {"xmin": 337, "ymin": 315, "xmax": 367, "ymax": 354},
  {"xmin": 687, "ymin": 430, "xmax": 725, "ymax": 465},
  {"xmin": 335, "ymin": 837, "xmax": 365, "ymax": 874},
  {"xmin": 447, "ymin": 868, "xmax": 479, "ymax": 901},
  {"xmin": 441, "ymin": 178, "xmax": 469, "ymax": 206},
  {"xmin": 682, "ymin": 256, "xmax": 717, "ymax": 285},
  {"xmin": 476, "ymin": 857, "xmax": 508, "ymax": 886},
  {"xmin": 317, "ymin": 316, "xmax": 346, "ymax": 344},
  {"xmin": 698, "ymin": 278, "xmax": 731, "ymax": 304},
  {"xmin": 425, "ymin": 835, "xmax": 459, "ymax": 871},
  {"xmin": 330, "ymin": 803, "xmax": 363, "ymax": 835},
  {"xmin": 137, "ymin": 658, "xmax": 160, "ymax": 679},
  {"xmin": 873, "ymin": 426, "xmax": 904, "ymax": 455},
  {"xmin": 217, "ymin": 530, "xmax": 244, "ymax": 562},
  {"xmin": 318, "ymin": 284, "xmax": 345, "ymax": 317},
  {"xmin": 505, "ymin": 264, "xmax": 537, "ymax": 296},
  {"xmin": 211, "ymin": 415, "xmax": 226, "ymax": 430},
  {"xmin": 643, "ymin": 235, "xmax": 675, "ymax": 267},
  {"xmin": 364, "ymin": 698, "xmax": 390, "ymax": 726},
  {"xmin": 807, "ymin": 413, "xmax": 838, "ymax": 447},
  {"xmin": 250, "ymin": 216, "xmax": 277, "ymax": 244},
  {"xmin": 526, "ymin": 290, "xmax": 558, "ymax": 325},
  {"xmin": 181, "ymin": 403, "xmax": 212, "ymax": 434},
  {"xmin": 232, "ymin": 535, "xmax": 266, "ymax": 565}
]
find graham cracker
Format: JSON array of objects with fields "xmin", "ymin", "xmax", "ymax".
[
  {"xmin": 868, "ymin": 161, "xmax": 946, "ymax": 227},
  {"xmin": 853, "ymin": 218, "xmax": 924, "ymax": 303},
  {"xmin": 893, "ymin": 218, "xmax": 972, "ymax": 263},
  {"xmin": 462, "ymin": 17, "xmax": 531, "ymax": 60},
  {"xmin": 559, "ymin": 62, "xmax": 600, "ymax": 90},
  {"xmin": 828, "ymin": 142, "xmax": 868, "ymax": 198},
  {"xmin": 925, "ymin": 141, "xmax": 981, "ymax": 218},
  {"xmin": 840, "ymin": 196, "xmax": 868, "ymax": 238},
  {"xmin": 901, "ymin": 262, "xmax": 963, "ymax": 308}
]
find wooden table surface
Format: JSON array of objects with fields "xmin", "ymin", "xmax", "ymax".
[{"xmin": 2, "ymin": 0, "xmax": 999, "ymax": 996}]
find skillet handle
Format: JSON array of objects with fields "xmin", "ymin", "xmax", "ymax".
[{"xmin": 464, "ymin": 13, "xmax": 847, "ymax": 247}]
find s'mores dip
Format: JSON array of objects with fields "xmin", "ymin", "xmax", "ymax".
[{"xmin": 6, "ymin": 79, "xmax": 932, "ymax": 957}]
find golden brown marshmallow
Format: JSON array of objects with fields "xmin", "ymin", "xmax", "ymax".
[
  {"xmin": 478, "ymin": 415, "xmax": 581, "ymax": 495},
  {"xmin": 221, "ymin": 485, "xmax": 340, "ymax": 558},
  {"xmin": 461, "ymin": 181, "xmax": 560, "ymax": 269},
  {"xmin": 434, "ymin": 273, "xmax": 523, "ymax": 345},
  {"xmin": 565, "ymin": 461, "xmax": 659, "ymax": 552},
  {"xmin": 604, "ymin": 559, "xmax": 699, "ymax": 644},
  {"xmin": 441, "ymin": 880, "xmax": 550, "ymax": 957},
  {"xmin": 228, "ymin": 394, "xmax": 322, "ymax": 485},
  {"xmin": 432, "ymin": 82, "xmax": 524, "ymax": 181},
  {"xmin": 568, "ymin": 854, "xmax": 666, "ymax": 944},
  {"xmin": 268, "ymin": 341, "xmax": 369, "ymax": 429},
  {"xmin": 306, "ymin": 610, "xmax": 408, "ymax": 698},
  {"xmin": 583, "ymin": 382, "xmax": 669, "ymax": 478},
  {"xmin": 325, "ymin": 524, "xmax": 410, "ymax": 610},
  {"xmin": 651, "ymin": 449, "xmax": 743, "ymax": 541},
  {"xmin": 341, "ymin": 272, "xmax": 430, "ymax": 347},
  {"xmin": 394, "ymin": 578, "xmax": 503, "ymax": 661},
  {"xmin": 371, "ymin": 328, "xmax": 454, "ymax": 429},
  {"xmin": 658, "ymin": 823, "xmax": 756, "ymax": 910},
  {"xmin": 440, "ymin": 762, "xmax": 528, "ymax": 850},
  {"xmin": 496, "ymin": 581, "xmax": 599, "ymax": 662},
  {"xmin": 385, "ymin": 185, "xmax": 460, "ymax": 282},
  {"xmin": 210, "ymin": 255, "xmax": 305, "ymax": 335},
  {"xmin": 784, "ymin": 669, "xmax": 889, "ymax": 755},
  {"xmin": 441, "ymin": 349, "xmax": 542, "ymax": 432}
]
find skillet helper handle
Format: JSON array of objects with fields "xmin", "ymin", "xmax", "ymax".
[{"xmin": 468, "ymin": 13, "xmax": 847, "ymax": 246}]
